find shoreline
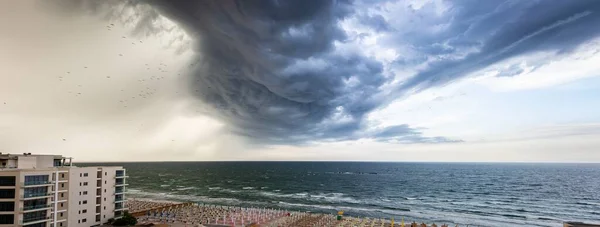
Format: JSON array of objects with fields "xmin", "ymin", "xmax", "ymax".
[
  {"xmin": 127, "ymin": 198, "xmax": 467, "ymax": 227},
  {"xmin": 125, "ymin": 198, "xmax": 600, "ymax": 227}
]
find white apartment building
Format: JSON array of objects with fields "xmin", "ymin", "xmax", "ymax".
[{"xmin": 0, "ymin": 153, "xmax": 127, "ymax": 227}]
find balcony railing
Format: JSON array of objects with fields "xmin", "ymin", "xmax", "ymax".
[
  {"xmin": 21, "ymin": 204, "xmax": 51, "ymax": 211},
  {"xmin": 23, "ymin": 181, "xmax": 52, "ymax": 186},
  {"xmin": 114, "ymin": 197, "xmax": 124, "ymax": 202},
  {"xmin": 22, "ymin": 192, "xmax": 51, "ymax": 199},
  {"xmin": 20, "ymin": 216, "xmax": 50, "ymax": 224}
]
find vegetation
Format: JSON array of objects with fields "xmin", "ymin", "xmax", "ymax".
[{"xmin": 112, "ymin": 212, "xmax": 137, "ymax": 226}]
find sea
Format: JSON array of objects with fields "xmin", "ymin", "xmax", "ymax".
[{"xmin": 78, "ymin": 162, "xmax": 600, "ymax": 226}]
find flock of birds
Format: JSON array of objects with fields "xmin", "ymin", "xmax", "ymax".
[
  {"xmin": 49, "ymin": 23, "xmax": 198, "ymax": 142},
  {"xmin": 54, "ymin": 23, "xmax": 185, "ymax": 107}
]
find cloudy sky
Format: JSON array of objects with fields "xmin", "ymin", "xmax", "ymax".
[{"xmin": 1, "ymin": 0, "xmax": 600, "ymax": 162}]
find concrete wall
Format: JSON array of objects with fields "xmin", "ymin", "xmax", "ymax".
[
  {"xmin": 67, "ymin": 167, "xmax": 98, "ymax": 227},
  {"xmin": 17, "ymin": 157, "xmax": 37, "ymax": 169},
  {"xmin": 99, "ymin": 167, "xmax": 119, "ymax": 225},
  {"xmin": 35, "ymin": 156, "xmax": 55, "ymax": 169}
]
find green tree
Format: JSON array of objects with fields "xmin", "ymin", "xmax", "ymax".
[{"xmin": 112, "ymin": 212, "xmax": 137, "ymax": 226}]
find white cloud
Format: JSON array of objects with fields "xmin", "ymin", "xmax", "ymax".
[{"xmin": 475, "ymin": 37, "xmax": 600, "ymax": 91}]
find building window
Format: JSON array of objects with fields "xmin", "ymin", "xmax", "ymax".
[
  {"xmin": 0, "ymin": 214, "xmax": 14, "ymax": 224},
  {"xmin": 82, "ymin": 209, "xmax": 87, "ymax": 213},
  {"xmin": 82, "ymin": 200, "xmax": 87, "ymax": 204},
  {"xmin": 24, "ymin": 175, "xmax": 49, "ymax": 185},
  {"xmin": 60, "ymin": 192, "xmax": 64, "ymax": 197},
  {"xmin": 79, "ymin": 192, "xmax": 81, "ymax": 195},
  {"xmin": 60, "ymin": 223, "xmax": 63, "ymax": 227},
  {"xmin": 60, "ymin": 203, "xmax": 63, "ymax": 208},
  {"xmin": 78, "ymin": 220, "xmax": 80, "ymax": 224},
  {"xmin": 103, "ymin": 206, "xmax": 106, "ymax": 210},
  {"xmin": 24, "ymin": 187, "xmax": 48, "ymax": 198},
  {"xmin": 80, "ymin": 173, "xmax": 82, "ymax": 177},
  {"xmin": 104, "ymin": 198, "xmax": 106, "ymax": 201},
  {"xmin": 83, "ymin": 191, "xmax": 88, "ymax": 195},
  {"xmin": 0, "ymin": 189, "xmax": 15, "ymax": 199},
  {"xmin": 0, "ymin": 202, "xmax": 14, "ymax": 212},
  {"xmin": 83, "ymin": 173, "xmax": 88, "ymax": 177},
  {"xmin": 78, "ymin": 201, "xmax": 81, "ymax": 205},
  {"xmin": 60, "ymin": 213, "xmax": 63, "ymax": 217},
  {"xmin": 61, "ymin": 183, "xmax": 64, "ymax": 188},
  {"xmin": 23, "ymin": 210, "xmax": 47, "ymax": 223},
  {"xmin": 0, "ymin": 176, "xmax": 15, "ymax": 186},
  {"xmin": 23, "ymin": 199, "xmax": 46, "ymax": 209},
  {"xmin": 83, "ymin": 182, "xmax": 88, "ymax": 186},
  {"xmin": 104, "ymin": 189, "xmax": 106, "ymax": 193},
  {"xmin": 60, "ymin": 173, "xmax": 65, "ymax": 178},
  {"xmin": 104, "ymin": 180, "xmax": 107, "ymax": 184},
  {"xmin": 105, "ymin": 172, "xmax": 107, "ymax": 176},
  {"xmin": 82, "ymin": 218, "xmax": 87, "ymax": 223}
]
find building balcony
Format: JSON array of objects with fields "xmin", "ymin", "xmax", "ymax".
[
  {"xmin": 115, "ymin": 174, "xmax": 128, "ymax": 178},
  {"xmin": 21, "ymin": 193, "xmax": 52, "ymax": 200},
  {"xmin": 22, "ymin": 181, "xmax": 52, "ymax": 187},
  {"xmin": 115, "ymin": 182, "xmax": 128, "ymax": 186},
  {"xmin": 20, "ymin": 216, "xmax": 51, "ymax": 225},
  {"xmin": 20, "ymin": 204, "xmax": 52, "ymax": 212},
  {"xmin": 115, "ymin": 207, "xmax": 128, "ymax": 211},
  {"xmin": 114, "ymin": 197, "xmax": 124, "ymax": 202}
]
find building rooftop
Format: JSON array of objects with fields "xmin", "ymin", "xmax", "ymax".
[{"xmin": 0, "ymin": 153, "xmax": 70, "ymax": 159}]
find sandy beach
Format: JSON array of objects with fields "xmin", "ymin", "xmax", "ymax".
[{"xmin": 127, "ymin": 199, "xmax": 454, "ymax": 227}]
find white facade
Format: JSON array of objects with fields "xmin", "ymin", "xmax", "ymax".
[{"xmin": 0, "ymin": 154, "xmax": 127, "ymax": 227}]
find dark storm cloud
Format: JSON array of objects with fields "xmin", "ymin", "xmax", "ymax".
[
  {"xmin": 135, "ymin": 0, "xmax": 600, "ymax": 145},
  {"xmin": 139, "ymin": 0, "xmax": 456, "ymax": 144},
  {"xmin": 388, "ymin": 0, "xmax": 600, "ymax": 91}
]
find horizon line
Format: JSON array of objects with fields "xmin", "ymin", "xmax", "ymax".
[{"xmin": 74, "ymin": 160, "xmax": 600, "ymax": 164}]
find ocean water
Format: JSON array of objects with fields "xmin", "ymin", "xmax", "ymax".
[{"xmin": 79, "ymin": 162, "xmax": 600, "ymax": 226}]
